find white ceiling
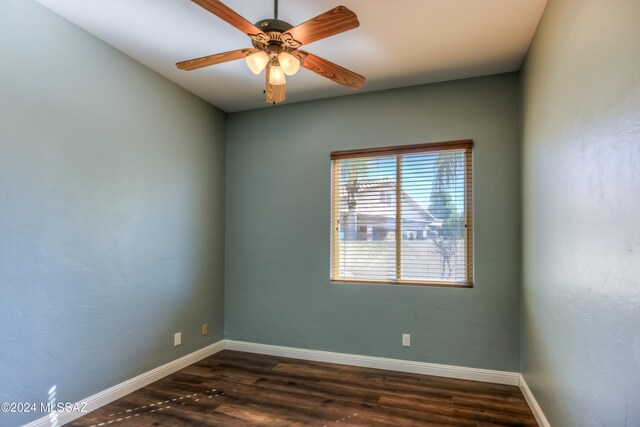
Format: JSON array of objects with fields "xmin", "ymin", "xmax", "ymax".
[{"xmin": 36, "ymin": 0, "xmax": 547, "ymax": 112}]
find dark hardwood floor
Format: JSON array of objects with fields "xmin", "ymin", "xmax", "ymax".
[{"xmin": 67, "ymin": 350, "xmax": 537, "ymax": 426}]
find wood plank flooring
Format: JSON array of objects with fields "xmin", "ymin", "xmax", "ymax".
[{"xmin": 67, "ymin": 350, "xmax": 538, "ymax": 426}]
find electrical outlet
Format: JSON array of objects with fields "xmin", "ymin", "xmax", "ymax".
[
  {"xmin": 174, "ymin": 332, "xmax": 182, "ymax": 346},
  {"xmin": 402, "ymin": 334, "xmax": 411, "ymax": 347},
  {"xmin": 202, "ymin": 323, "xmax": 208, "ymax": 336}
]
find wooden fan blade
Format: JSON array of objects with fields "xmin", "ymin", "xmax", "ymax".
[
  {"xmin": 265, "ymin": 65, "xmax": 286, "ymax": 104},
  {"xmin": 282, "ymin": 6, "xmax": 359, "ymax": 47},
  {"xmin": 300, "ymin": 51, "xmax": 365, "ymax": 90},
  {"xmin": 191, "ymin": 0, "xmax": 269, "ymax": 42},
  {"xmin": 176, "ymin": 49, "xmax": 250, "ymax": 71}
]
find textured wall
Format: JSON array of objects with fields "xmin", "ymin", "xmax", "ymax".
[
  {"xmin": 520, "ymin": 0, "xmax": 640, "ymax": 425},
  {"xmin": 226, "ymin": 74, "xmax": 521, "ymax": 371},
  {"xmin": 0, "ymin": 1, "xmax": 226, "ymax": 425}
]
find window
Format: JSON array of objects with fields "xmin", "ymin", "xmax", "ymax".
[{"xmin": 330, "ymin": 140, "xmax": 473, "ymax": 287}]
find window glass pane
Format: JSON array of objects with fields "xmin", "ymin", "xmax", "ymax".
[
  {"xmin": 336, "ymin": 156, "xmax": 397, "ymax": 280},
  {"xmin": 400, "ymin": 150, "xmax": 467, "ymax": 282}
]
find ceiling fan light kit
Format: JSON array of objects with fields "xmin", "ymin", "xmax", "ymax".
[
  {"xmin": 278, "ymin": 52, "xmax": 300, "ymax": 76},
  {"xmin": 176, "ymin": 0, "xmax": 366, "ymax": 105},
  {"xmin": 245, "ymin": 51, "xmax": 269, "ymax": 74},
  {"xmin": 268, "ymin": 62, "xmax": 286, "ymax": 86}
]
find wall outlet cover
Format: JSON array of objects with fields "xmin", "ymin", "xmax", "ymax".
[{"xmin": 402, "ymin": 334, "xmax": 411, "ymax": 347}]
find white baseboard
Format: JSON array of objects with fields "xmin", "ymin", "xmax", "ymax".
[
  {"xmin": 22, "ymin": 340, "xmax": 225, "ymax": 427},
  {"xmin": 22, "ymin": 340, "xmax": 545, "ymax": 427},
  {"xmin": 224, "ymin": 340, "xmax": 521, "ymax": 386},
  {"xmin": 519, "ymin": 374, "xmax": 551, "ymax": 427}
]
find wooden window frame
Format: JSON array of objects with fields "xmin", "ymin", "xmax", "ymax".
[{"xmin": 330, "ymin": 139, "xmax": 473, "ymax": 288}]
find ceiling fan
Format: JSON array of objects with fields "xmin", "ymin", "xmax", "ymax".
[{"xmin": 176, "ymin": 0, "xmax": 366, "ymax": 104}]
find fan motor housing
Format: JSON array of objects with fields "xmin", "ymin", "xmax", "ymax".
[
  {"xmin": 255, "ymin": 19, "xmax": 293, "ymax": 33},
  {"xmin": 252, "ymin": 19, "xmax": 298, "ymax": 50}
]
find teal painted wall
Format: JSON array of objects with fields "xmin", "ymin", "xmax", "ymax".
[
  {"xmin": 0, "ymin": 1, "xmax": 226, "ymax": 425},
  {"xmin": 225, "ymin": 74, "xmax": 521, "ymax": 371},
  {"xmin": 520, "ymin": 0, "xmax": 640, "ymax": 425}
]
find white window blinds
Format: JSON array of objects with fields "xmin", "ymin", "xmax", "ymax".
[{"xmin": 330, "ymin": 140, "xmax": 473, "ymax": 287}]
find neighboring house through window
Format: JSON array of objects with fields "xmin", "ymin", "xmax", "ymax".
[
  {"xmin": 330, "ymin": 140, "xmax": 473, "ymax": 287},
  {"xmin": 380, "ymin": 190, "xmax": 392, "ymax": 205}
]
